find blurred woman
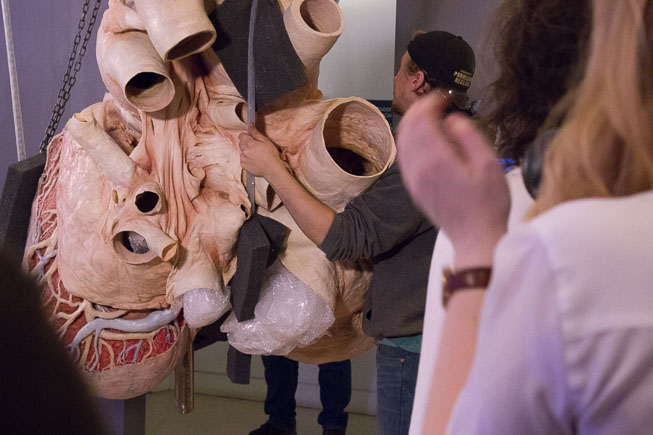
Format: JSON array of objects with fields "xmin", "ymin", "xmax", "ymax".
[
  {"xmin": 398, "ymin": 0, "xmax": 653, "ymax": 433},
  {"xmin": 408, "ymin": 1, "xmax": 590, "ymax": 433}
]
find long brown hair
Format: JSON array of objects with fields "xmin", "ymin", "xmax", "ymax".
[
  {"xmin": 531, "ymin": 0, "xmax": 653, "ymax": 215},
  {"xmin": 483, "ymin": 0, "xmax": 591, "ymax": 164}
]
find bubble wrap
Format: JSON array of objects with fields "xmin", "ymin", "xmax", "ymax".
[
  {"xmin": 183, "ymin": 287, "xmax": 231, "ymax": 328},
  {"xmin": 221, "ymin": 260, "xmax": 335, "ymax": 355},
  {"xmin": 127, "ymin": 231, "xmax": 149, "ymax": 254}
]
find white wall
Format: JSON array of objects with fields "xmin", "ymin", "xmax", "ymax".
[{"xmin": 319, "ymin": 0, "xmax": 397, "ymax": 100}]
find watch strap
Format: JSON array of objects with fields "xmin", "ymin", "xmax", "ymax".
[{"xmin": 442, "ymin": 267, "xmax": 492, "ymax": 307}]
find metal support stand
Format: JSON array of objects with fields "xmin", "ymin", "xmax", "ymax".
[{"xmin": 175, "ymin": 344, "xmax": 194, "ymax": 414}]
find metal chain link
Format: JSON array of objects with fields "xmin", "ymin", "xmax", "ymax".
[{"xmin": 39, "ymin": 0, "xmax": 102, "ymax": 152}]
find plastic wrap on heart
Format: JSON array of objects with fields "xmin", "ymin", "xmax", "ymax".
[{"xmin": 21, "ymin": 0, "xmax": 395, "ymax": 399}]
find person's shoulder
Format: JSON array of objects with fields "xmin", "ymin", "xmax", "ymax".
[
  {"xmin": 525, "ymin": 191, "xmax": 653, "ymax": 339},
  {"xmin": 496, "ymin": 190, "xmax": 653, "ymax": 277},
  {"xmin": 514, "ymin": 191, "xmax": 653, "ymax": 308},
  {"xmin": 530, "ymin": 191, "xmax": 653, "ymax": 244}
]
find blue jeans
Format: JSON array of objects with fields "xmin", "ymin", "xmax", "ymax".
[
  {"xmin": 262, "ymin": 355, "xmax": 351, "ymax": 432},
  {"xmin": 376, "ymin": 344, "xmax": 420, "ymax": 435}
]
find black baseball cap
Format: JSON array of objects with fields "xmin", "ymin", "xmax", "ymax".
[{"xmin": 407, "ymin": 31, "xmax": 476, "ymax": 111}]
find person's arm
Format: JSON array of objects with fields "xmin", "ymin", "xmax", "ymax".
[
  {"xmin": 238, "ymin": 125, "xmax": 334, "ymax": 245},
  {"xmin": 396, "ymin": 95, "xmax": 510, "ymax": 433},
  {"xmin": 421, "ymin": 286, "xmax": 487, "ymax": 435},
  {"xmin": 444, "ymin": 229, "xmax": 569, "ymax": 434},
  {"xmin": 319, "ymin": 163, "xmax": 431, "ymax": 261},
  {"xmin": 418, "ymin": 235, "xmax": 494, "ymax": 435},
  {"xmin": 240, "ymin": 126, "xmax": 427, "ymax": 260}
]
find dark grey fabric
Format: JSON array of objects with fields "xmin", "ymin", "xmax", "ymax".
[
  {"xmin": 319, "ymin": 163, "xmax": 436, "ymax": 339},
  {"xmin": 0, "ymin": 152, "xmax": 45, "ymax": 266},
  {"xmin": 210, "ymin": 0, "xmax": 307, "ymax": 110}
]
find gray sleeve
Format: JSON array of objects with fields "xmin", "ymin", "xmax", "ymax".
[{"xmin": 319, "ymin": 164, "xmax": 431, "ymax": 261}]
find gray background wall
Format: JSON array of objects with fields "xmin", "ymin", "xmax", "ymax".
[{"xmin": 0, "ymin": 0, "xmax": 108, "ymax": 188}]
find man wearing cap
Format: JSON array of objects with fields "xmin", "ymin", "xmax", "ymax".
[
  {"xmin": 393, "ymin": 30, "xmax": 475, "ymax": 116},
  {"xmin": 240, "ymin": 30, "xmax": 475, "ymax": 435}
]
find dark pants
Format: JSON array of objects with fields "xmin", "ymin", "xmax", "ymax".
[
  {"xmin": 262, "ymin": 355, "xmax": 351, "ymax": 432},
  {"xmin": 375, "ymin": 344, "xmax": 420, "ymax": 435}
]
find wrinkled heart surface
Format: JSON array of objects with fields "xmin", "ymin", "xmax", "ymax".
[
  {"xmin": 24, "ymin": 136, "xmax": 193, "ymax": 399},
  {"xmin": 22, "ymin": 0, "xmax": 394, "ymax": 399}
]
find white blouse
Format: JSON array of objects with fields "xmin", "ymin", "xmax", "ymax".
[
  {"xmin": 410, "ymin": 168, "xmax": 533, "ymax": 435},
  {"xmin": 448, "ymin": 190, "xmax": 653, "ymax": 434}
]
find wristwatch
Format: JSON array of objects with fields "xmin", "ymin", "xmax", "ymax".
[{"xmin": 441, "ymin": 267, "xmax": 492, "ymax": 307}]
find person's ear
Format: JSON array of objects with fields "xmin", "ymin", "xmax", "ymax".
[{"xmin": 412, "ymin": 71, "xmax": 427, "ymax": 93}]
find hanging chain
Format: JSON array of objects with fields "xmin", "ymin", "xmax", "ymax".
[{"xmin": 39, "ymin": 0, "xmax": 102, "ymax": 152}]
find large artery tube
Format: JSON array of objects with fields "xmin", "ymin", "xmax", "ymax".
[
  {"xmin": 97, "ymin": 23, "xmax": 175, "ymax": 113},
  {"xmin": 133, "ymin": 0, "xmax": 216, "ymax": 61}
]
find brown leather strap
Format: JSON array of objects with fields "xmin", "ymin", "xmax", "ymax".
[{"xmin": 442, "ymin": 267, "xmax": 492, "ymax": 307}]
